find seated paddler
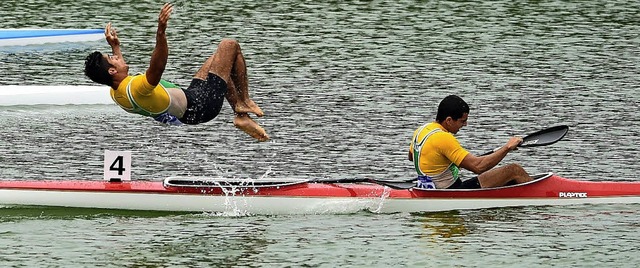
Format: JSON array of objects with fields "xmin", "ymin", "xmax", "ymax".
[{"xmin": 408, "ymin": 95, "xmax": 533, "ymax": 189}]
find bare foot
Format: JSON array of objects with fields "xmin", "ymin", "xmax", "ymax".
[
  {"xmin": 233, "ymin": 113, "xmax": 269, "ymax": 141},
  {"xmin": 233, "ymin": 100, "xmax": 264, "ymax": 117},
  {"xmin": 243, "ymin": 99, "xmax": 264, "ymax": 117}
]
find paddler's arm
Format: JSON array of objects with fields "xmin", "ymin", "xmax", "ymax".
[
  {"xmin": 459, "ymin": 137, "xmax": 522, "ymax": 174},
  {"xmin": 146, "ymin": 3, "xmax": 174, "ymax": 87},
  {"xmin": 408, "ymin": 144, "xmax": 414, "ymax": 161},
  {"xmin": 408, "ymin": 131, "xmax": 418, "ymax": 162},
  {"xmin": 105, "ymin": 22, "xmax": 123, "ymax": 60}
]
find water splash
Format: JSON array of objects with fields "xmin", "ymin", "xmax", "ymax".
[
  {"xmin": 172, "ymin": 168, "xmax": 282, "ymax": 217},
  {"xmin": 369, "ymin": 186, "xmax": 392, "ymax": 213}
]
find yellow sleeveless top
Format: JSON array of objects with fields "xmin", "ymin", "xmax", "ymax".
[{"xmin": 110, "ymin": 74, "xmax": 176, "ymax": 117}]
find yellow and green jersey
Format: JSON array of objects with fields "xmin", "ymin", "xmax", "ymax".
[
  {"xmin": 110, "ymin": 74, "xmax": 179, "ymax": 117},
  {"xmin": 409, "ymin": 122, "xmax": 469, "ymax": 188}
]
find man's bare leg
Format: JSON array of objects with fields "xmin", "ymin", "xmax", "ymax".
[
  {"xmin": 227, "ymin": 81, "xmax": 268, "ymax": 141},
  {"xmin": 230, "ymin": 50, "xmax": 263, "ymax": 117},
  {"xmin": 208, "ymin": 39, "xmax": 263, "ymax": 116},
  {"xmin": 201, "ymin": 39, "xmax": 268, "ymax": 141},
  {"xmin": 194, "ymin": 49, "xmax": 242, "ymax": 114},
  {"xmin": 477, "ymin": 163, "xmax": 532, "ymax": 188}
]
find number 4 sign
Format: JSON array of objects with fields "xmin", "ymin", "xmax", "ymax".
[{"xmin": 104, "ymin": 150, "xmax": 132, "ymax": 181}]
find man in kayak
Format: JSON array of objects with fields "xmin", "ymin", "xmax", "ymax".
[
  {"xmin": 83, "ymin": 3, "xmax": 268, "ymax": 141},
  {"xmin": 408, "ymin": 95, "xmax": 532, "ymax": 189}
]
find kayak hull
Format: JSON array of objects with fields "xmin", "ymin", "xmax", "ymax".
[{"xmin": 0, "ymin": 174, "xmax": 639, "ymax": 214}]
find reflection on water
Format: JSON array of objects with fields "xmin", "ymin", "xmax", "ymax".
[
  {"xmin": 0, "ymin": 206, "xmax": 193, "ymax": 220},
  {"xmin": 415, "ymin": 211, "xmax": 470, "ymax": 239},
  {"xmin": 411, "ymin": 205, "xmax": 640, "ymax": 267}
]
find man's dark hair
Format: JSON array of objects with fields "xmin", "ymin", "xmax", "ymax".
[
  {"xmin": 435, "ymin": 95, "xmax": 470, "ymax": 122},
  {"xmin": 84, "ymin": 51, "xmax": 114, "ymax": 87}
]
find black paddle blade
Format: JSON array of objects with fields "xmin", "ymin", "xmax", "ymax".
[{"xmin": 520, "ymin": 125, "xmax": 569, "ymax": 148}]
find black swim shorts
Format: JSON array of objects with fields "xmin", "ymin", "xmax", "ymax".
[
  {"xmin": 179, "ymin": 73, "xmax": 227, "ymax": 124},
  {"xmin": 447, "ymin": 177, "xmax": 482, "ymax": 189}
]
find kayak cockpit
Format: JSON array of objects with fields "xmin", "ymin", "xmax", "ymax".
[
  {"xmin": 411, "ymin": 172, "xmax": 555, "ymax": 192},
  {"xmin": 163, "ymin": 177, "xmax": 310, "ymax": 189}
]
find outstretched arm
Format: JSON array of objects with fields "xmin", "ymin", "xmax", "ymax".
[
  {"xmin": 146, "ymin": 3, "xmax": 174, "ymax": 86},
  {"xmin": 459, "ymin": 136, "xmax": 522, "ymax": 174},
  {"xmin": 105, "ymin": 22, "xmax": 123, "ymax": 59}
]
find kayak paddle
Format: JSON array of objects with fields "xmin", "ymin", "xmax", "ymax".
[{"xmin": 482, "ymin": 125, "xmax": 569, "ymax": 155}]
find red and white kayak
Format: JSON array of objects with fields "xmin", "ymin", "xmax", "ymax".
[{"xmin": 0, "ymin": 173, "xmax": 639, "ymax": 214}]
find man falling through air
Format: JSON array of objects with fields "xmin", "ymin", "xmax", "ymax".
[{"xmin": 84, "ymin": 3, "xmax": 268, "ymax": 141}]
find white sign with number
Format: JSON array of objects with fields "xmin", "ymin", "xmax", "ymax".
[{"xmin": 104, "ymin": 150, "xmax": 132, "ymax": 181}]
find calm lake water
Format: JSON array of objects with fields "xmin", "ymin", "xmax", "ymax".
[{"xmin": 1, "ymin": 0, "xmax": 639, "ymax": 267}]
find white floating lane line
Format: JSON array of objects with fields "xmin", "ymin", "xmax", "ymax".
[
  {"xmin": 0, "ymin": 29, "xmax": 103, "ymax": 47},
  {"xmin": 0, "ymin": 85, "xmax": 112, "ymax": 106}
]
